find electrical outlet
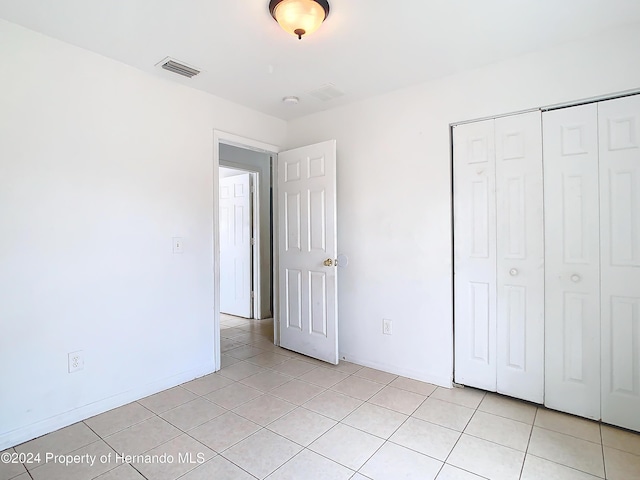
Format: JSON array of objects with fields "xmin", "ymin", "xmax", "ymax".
[
  {"xmin": 383, "ymin": 319, "xmax": 393, "ymax": 335},
  {"xmin": 68, "ymin": 351, "xmax": 84, "ymax": 373}
]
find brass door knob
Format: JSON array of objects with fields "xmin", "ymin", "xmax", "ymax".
[{"xmin": 323, "ymin": 258, "xmax": 334, "ymax": 267}]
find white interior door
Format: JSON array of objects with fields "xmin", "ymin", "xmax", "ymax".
[
  {"xmin": 220, "ymin": 173, "xmax": 252, "ymax": 318},
  {"xmin": 495, "ymin": 112, "xmax": 544, "ymax": 403},
  {"xmin": 454, "ymin": 119, "xmax": 498, "ymax": 391},
  {"xmin": 599, "ymin": 95, "xmax": 640, "ymax": 432},
  {"xmin": 543, "ymin": 104, "xmax": 601, "ymax": 419},
  {"xmin": 278, "ymin": 140, "xmax": 338, "ymax": 364}
]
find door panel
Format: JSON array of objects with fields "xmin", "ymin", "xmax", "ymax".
[
  {"xmin": 220, "ymin": 173, "xmax": 252, "ymax": 318},
  {"xmin": 495, "ymin": 112, "xmax": 544, "ymax": 403},
  {"xmin": 470, "ymin": 281, "xmax": 491, "ymax": 364},
  {"xmin": 285, "ymin": 269, "xmax": 302, "ymax": 329},
  {"xmin": 284, "ymin": 192, "xmax": 301, "ymax": 252},
  {"xmin": 454, "ymin": 119, "xmax": 498, "ymax": 391},
  {"xmin": 309, "ymin": 271, "xmax": 328, "ymax": 335},
  {"xmin": 563, "ymin": 292, "xmax": 588, "ymax": 382},
  {"xmin": 505, "ymin": 285, "xmax": 526, "ymax": 369},
  {"xmin": 543, "ymin": 104, "xmax": 601, "ymax": 419},
  {"xmin": 278, "ymin": 140, "xmax": 338, "ymax": 364},
  {"xmin": 309, "ymin": 189, "xmax": 327, "ymax": 251},
  {"xmin": 599, "ymin": 95, "xmax": 640, "ymax": 432}
]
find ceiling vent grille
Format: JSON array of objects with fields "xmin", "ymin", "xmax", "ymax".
[
  {"xmin": 157, "ymin": 57, "xmax": 200, "ymax": 78},
  {"xmin": 307, "ymin": 84, "xmax": 344, "ymax": 102}
]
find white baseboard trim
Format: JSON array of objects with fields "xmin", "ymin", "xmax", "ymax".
[
  {"xmin": 339, "ymin": 353, "xmax": 452, "ymax": 388},
  {"xmin": 0, "ymin": 362, "xmax": 215, "ymax": 451}
]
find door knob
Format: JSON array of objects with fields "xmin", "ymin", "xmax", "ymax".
[
  {"xmin": 509, "ymin": 268, "xmax": 518, "ymax": 276},
  {"xmin": 323, "ymin": 258, "xmax": 334, "ymax": 267},
  {"xmin": 571, "ymin": 274, "xmax": 581, "ymax": 283}
]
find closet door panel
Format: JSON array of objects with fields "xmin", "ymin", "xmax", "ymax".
[
  {"xmin": 599, "ymin": 95, "xmax": 640, "ymax": 432},
  {"xmin": 495, "ymin": 112, "xmax": 544, "ymax": 403},
  {"xmin": 454, "ymin": 119, "xmax": 497, "ymax": 391},
  {"xmin": 543, "ymin": 104, "xmax": 601, "ymax": 419}
]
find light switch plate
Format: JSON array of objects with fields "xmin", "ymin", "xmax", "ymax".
[{"xmin": 172, "ymin": 237, "xmax": 184, "ymax": 254}]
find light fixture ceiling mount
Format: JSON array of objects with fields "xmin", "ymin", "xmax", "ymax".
[{"xmin": 269, "ymin": 0, "xmax": 330, "ymax": 40}]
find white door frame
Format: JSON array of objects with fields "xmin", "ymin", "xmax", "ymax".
[
  {"xmin": 213, "ymin": 130, "xmax": 280, "ymax": 371},
  {"xmin": 219, "ymin": 167, "xmax": 259, "ymax": 319}
]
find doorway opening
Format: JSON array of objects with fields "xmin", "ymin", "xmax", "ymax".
[
  {"xmin": 213, "ymin": 131, "xmax": 280, "ymax": 371},
  {"xmin": 219, "ymin": 167, "xmax": 258, "ymax": 319}
]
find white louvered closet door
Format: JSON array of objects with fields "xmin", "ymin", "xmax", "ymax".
[
  {"xmin": 598, "ymin": 95, "xmax": 640, "ymax": 432},
  {"xmin": 453, "ymin": 119, "xmax": 497, "ymax": 392},
  {"xmin": 543, "ymin": 104, "xmax": 601, "ymax": 420},
  {"xmin": 495, "ymin": 112, "xmax": 544, "ymax": 403}
]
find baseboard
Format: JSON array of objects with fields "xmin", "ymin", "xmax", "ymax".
[
  {"xmin": 340, "ymin": 353, "xmax": 452, "ymax": 388},
  {"xmin": 0, "ymin": 361, "xmax": 215, "ymax": 451}
]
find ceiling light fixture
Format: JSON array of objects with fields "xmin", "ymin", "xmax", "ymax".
[{"xmin": 269, "ymin": 0, "xmax": 330, "ymax": 40}]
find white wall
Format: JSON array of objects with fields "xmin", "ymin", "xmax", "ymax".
[
  {"xmin": 286, "ymin": 23, "xmax": 640, "ymax": 387},
  {"xmin": 0, "ymin": 19, "xmax": 286, "ymax": 450},
  {"xmin": 220, "ymin": 144, "xmax": 273, "ymax": 319}
]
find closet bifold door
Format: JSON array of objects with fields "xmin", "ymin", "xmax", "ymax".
[
  {"xmin": 494, "ymin": 112, "xmax": 544, "ymax": 403},
  {"xmin": 453, "ymin": 119, "xmax": 497, "ymax": 391},
  {"xmin": 599, "ymin": 95, "xmax": 640, "ymax": 432},
  {"xmin": 543, "ymin": 104, "xmax": 601, "ymax": 419}
]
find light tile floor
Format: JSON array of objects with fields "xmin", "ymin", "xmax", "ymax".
[{"xmin": 3, "ymin": 314, "xmax": 640, "ymax": 480}]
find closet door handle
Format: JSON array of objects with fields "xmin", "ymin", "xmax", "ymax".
[
  {"xmin": 571, "ymin": 274, "xmax": 581, "ymax": 283},
  {"xmin": 509, "ymin": 268, "xmax": 518, "ymax": 276}
]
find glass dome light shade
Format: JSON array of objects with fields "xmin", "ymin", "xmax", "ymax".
[{"xmin": 272, "ymin": 0, "xmax": 328, "ymax": 39}]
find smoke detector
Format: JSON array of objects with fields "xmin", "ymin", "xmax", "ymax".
[{"xmin": 282, "ymin": 96, "xmax": 300, "ymax": 105}]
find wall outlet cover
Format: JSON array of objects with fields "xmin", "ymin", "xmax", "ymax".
[
  {"xmin": 68, "ymin": 351, "xmax": 84, "ymax": 373},
  {"xmin": 383, "ymin": 319, "xmax": 393, "ymax": 335}
]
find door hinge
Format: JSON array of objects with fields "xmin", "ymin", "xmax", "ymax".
[
  {"xmin": 251, "ymin": 238, "xmax": 256, "ymax": 245},
  {"xmin": 250, "ymin": 291, "xmax": 255, "ymax": 298}
]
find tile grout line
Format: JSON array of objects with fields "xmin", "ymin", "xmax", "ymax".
[
  {"xmin": 125, "ymin": 463, "xmax": 150, "ymax": 480},
  {"xmin": 440, "ymin": 400, "xmax": 472, "ymax": 475},
  {"xmin": 531, "ymin": 424, "xmax": 607, "ymax": 446},
  {"xmin": 298, "ymin": 446, "xmax": 357, "ymax": 477},
  {"xmin": 518, "ymin": 405, "xmax": 538, "ymax": 479},
  {"xmin": 78, "ymin": 423, "xmax": 125, "ymax": 480},
  {"xmin": 524, "ymin": 452, "xmax": 609, "ymax": 479},
  {"xmin": 206, "ymin": 451, "xmax": 259, "ymax": 480},
  {"xmin": 600, "ymin": 423, "xmax": 607, "ymax": 479}
]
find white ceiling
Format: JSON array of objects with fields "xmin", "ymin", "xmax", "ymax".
[{"xmin": 2, "ymin": 0, "xmax": 640, "ymax": 120}]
